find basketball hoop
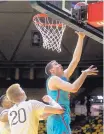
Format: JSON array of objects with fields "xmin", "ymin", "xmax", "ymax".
[{"xmin": 33, "ymin": 14, "xmax": 66, "ymax": 53}]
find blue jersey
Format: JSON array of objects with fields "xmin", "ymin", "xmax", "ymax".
[
  {"xmin": 46, "ymin": 76, "xmax": 71, "ymax": 134},
  {"xmin": 47, "ymin": 76, "xmax": 70, "ymax": 112}
]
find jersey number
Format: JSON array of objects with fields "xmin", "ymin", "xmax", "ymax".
[{"xmin": 10, "ymin": 108, "xmax": 26, "ymax": 125}]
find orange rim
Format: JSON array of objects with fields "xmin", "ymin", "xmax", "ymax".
[{"xmin": 33, "ymin": 14, "xmax": 63, "ymax": 27}]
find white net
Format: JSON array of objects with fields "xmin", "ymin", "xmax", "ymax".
[{"xmin": 33, "ymin": 14, "xmax": 66, "ymax": 53}]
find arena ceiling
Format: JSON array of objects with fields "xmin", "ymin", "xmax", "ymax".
[{"xmin": 0, "ymin": 1, "xmax": 103, "ymax": 93}]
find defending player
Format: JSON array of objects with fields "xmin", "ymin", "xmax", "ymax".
[
  {"xmin": 0, "ymin": 95, "xmax": 13, "ymax": 134},
  {"xmin": 3, "ymin": 84, "xmax": 64, "ymax": 134}
]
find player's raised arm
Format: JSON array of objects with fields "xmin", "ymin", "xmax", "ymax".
[
  {"xmin": 49, "ymin": 65, "xmax": 98, "ymax": 93},
  {"xmin": 43, "ymin": 95, "xmax": 63, "ymax": 114},
  {"xmin": 30, "ymin": 100, "xmax": 64, "ymax": 117},
  {"xmin": 64, "ymin": 32, "xmax": 85, "ymax": 79},
  {"xmin": 39, "ymin": 95, "xmax": 63, "ymax": 120},
  {"xmin": 42, "ymin": 95, "xmax": 62, "ymax": 109}
]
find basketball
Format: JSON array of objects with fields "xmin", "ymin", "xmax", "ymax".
[{"xmin": 74, "ymin": 2, "xmax": 87, "ymax": 10}]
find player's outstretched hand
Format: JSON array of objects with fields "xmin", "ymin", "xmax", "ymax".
[
  {"xmin": 42, "ymin": 95, "xmax": 53, "ymax": 103},
  {"xmin": 75, "ymin": 31, "xmax": 86, "ymax": 38},
  {"xmin": 82, "ymin": 65, "xmax": 99, "ymax": 76}
]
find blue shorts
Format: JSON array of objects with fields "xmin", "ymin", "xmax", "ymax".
[{"xmin": 47, "ymin": 113, "xmax": 71, "ymax": 134}]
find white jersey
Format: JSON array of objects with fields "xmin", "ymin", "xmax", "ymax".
[
  {"xmin": 0, "ymin": 110, "xmax": 10, "ymax": 134},
  {"xmin": 8, "ymin": 100, "xmax": 46, "ymax": 134}
]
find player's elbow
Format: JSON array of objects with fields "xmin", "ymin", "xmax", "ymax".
[
  {"xmin": 71, "ymin": 89, "xmax": 78, "ymax": 93},
  {"xmin": 70, "ymin": 85, "xmax": 79, "ymax": 93}
]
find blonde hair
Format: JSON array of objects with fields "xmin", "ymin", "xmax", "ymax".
[{"xmin": 6, "ymin": 83, "xmax": 21, "ymax": 103}]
